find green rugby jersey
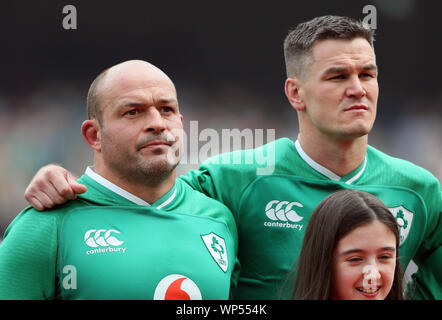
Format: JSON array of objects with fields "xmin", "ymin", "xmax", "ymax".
[
  {"xmin": 0, "ymin": 167, "xmax": 239, "ymax": 300},
  {"xmin": 181, "ymin": 138, "xmax": 442, "ymax": 299}
]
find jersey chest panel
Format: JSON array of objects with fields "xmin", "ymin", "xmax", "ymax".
[
  {"xmin": 233, "ymin": 175, "xmax": 427, "ymax": 299},
  {"xmin": 58, "ymin": 207, "xmax": 233, "ymax": 300}
]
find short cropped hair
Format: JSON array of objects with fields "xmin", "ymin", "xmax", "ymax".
[
  {"xmin": 86, "ymin": 68, "xmax": 110, "ymax": 126},
  {"xmin": 283, "ymin": 15, "xmax": 375, "ymax": 80}
]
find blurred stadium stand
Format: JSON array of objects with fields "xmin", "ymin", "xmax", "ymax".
[{"xmin": 0, "ymin": 0, "xmax": 441, "ymax": 239}]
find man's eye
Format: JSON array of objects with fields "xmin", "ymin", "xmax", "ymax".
[
  {"xmin": 329, "ymin": 75, "xmax": 346, "ymax": 80},
  {"xmin": 125, "ymin": 109, "xmax": 138, "ymax": 116},
  {"xmin": 161, "ymin": 106, "xmax": 173, "ymax": 113}
]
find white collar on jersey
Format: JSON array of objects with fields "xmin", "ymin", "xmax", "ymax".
[
  {"xmin": 85, "ymin": 166, "xmax": 177, "ymax": 208},
  {"xmin": 294, "ymin": 140, "xmax": 367, "ymax": 185}
]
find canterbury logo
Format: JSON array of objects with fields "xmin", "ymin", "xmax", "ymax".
[
  {"xmin": 84, "ymin": 229, "xmax": 124, "ymax": 248},
  {"xmin": 265, "ymin": 200, "xmax": 304, "ymax": 222}
]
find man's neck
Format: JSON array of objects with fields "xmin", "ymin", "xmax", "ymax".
[
  {"xmin": 298, "ymin": 133, "xmax": 367, "ymax": 177},
  {"xmin": 93, "ymin": 165, "xmax": 176, "ymax": 205}
]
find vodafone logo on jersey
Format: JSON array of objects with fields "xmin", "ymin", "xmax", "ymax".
[{"xmin": 153, "ymin": 274, "xmax": 202, "ymax": 300}]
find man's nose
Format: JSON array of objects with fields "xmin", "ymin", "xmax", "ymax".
[
  {"xmin": 144, "ymin": 107, "xmax": 166, "ymax": 133},
  {"xmin": 345, "ymin": 75, "xmax": 366, "ymax": 99}
]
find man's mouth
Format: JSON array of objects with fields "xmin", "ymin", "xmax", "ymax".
[
  {"xmin": 344, "ymin": 104, "xmax": 368, "ymax": 111},
  {"xmin": 139, "ymin": 140, "xmax": 172, "ymax": 150}
]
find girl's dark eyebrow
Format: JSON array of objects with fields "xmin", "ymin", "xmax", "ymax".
[
  {"xmin": 340, "ymin": 246, "xmax": 395, "ymax": 256},
  {"xmin": 340, "ymin": 248, "xmax": 363, "ymax": 256}
]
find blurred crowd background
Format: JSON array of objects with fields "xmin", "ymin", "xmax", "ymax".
[{"xmin": 0, "ymin": 0, "xmax": 441, "ymax": 239}]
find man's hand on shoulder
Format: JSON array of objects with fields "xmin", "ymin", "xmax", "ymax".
[{"xmin": 24, "ymin": 164, "xmax": 87, "ymax": 211}]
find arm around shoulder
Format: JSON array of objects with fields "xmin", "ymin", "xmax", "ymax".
[{"xmin": 409, "ymin": 187, "xmax": 442, "ymax": 299}]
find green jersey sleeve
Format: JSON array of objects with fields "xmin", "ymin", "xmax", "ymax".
[
  {"xmin": 410, "ymin": 246, "xmax": 442, "ymax": 299},
  {"xmin": 0, "ymin": 207, "xmax": 60, "ymax": 299},
  {"xmin": 409, "ymin": 187, "xmax": 442, "ymax": 299},
  {"xmin": 181, "ymin": 164, "xmax": 252, "ymax": 223}
]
